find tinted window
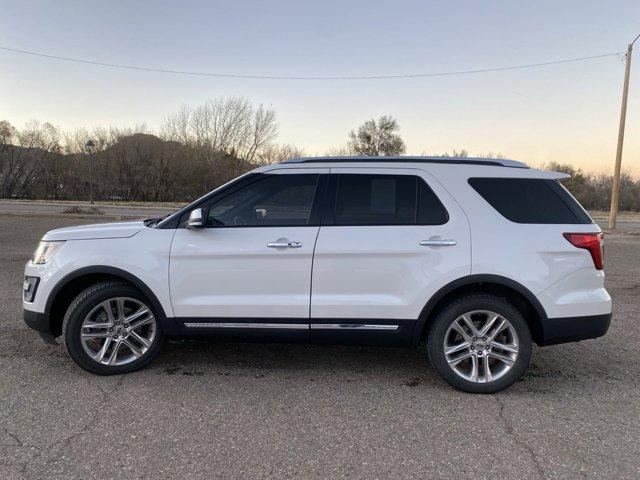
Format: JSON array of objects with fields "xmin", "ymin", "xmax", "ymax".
[
  {"xmin": 207, "ymin": 174, "xmax": 319, "ymax": 227},
  {"xmin": 468, "ymin": 178, "xmax": 592, "ymax": 224},
  {"xmin": 418, "ymin": 179, "xmax": 450, "ymax": 225},
  {"xmin": 333, "ymin": 174, "xmax": 448, "ymax": 225}
]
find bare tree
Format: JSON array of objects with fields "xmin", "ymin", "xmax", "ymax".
[
  {"xmin": 434, "ymin": 150, "xmax": 504, "ymax": 159},
  {"xmin": 257, "ymin": 143, "xmax": 306, "ymax": 165},
  {"xmin": 160, "ymin": 97, "xmax": 279, "ymax": 163},
  {"xmin": 324, "ymin": 145, "xmax": 353, "ymax": 157},
  {"xmin": 348, "ymin": 115, "xmax": 406, "ymax": 156},
  {"xmin": 3, "ymin": 116, "xmax": 640, "ymax": 211},
  {"xmin": 0, "ymin": 120, "xmax": 62, "ymax": 198},
  {"xmin": 0, "ymin": 121, "xmax": 14, "ymax": 144},
  {"xmin": 243, "ymin": 105, "xmax": 278, "ymax": 161},
  {"xmin": 160, "ymin": 105, "xmax": 191, "ymax": 145}
]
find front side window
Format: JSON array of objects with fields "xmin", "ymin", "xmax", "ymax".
[
  {"xmin": 207, "ymin": 174, "xmax": 319, "ymax": 227},
  {"xmin": 332, "ymin": 174, "xmax": 448, "ymax": 226}
]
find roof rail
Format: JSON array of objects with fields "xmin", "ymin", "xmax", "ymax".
[{"xmin": 282, "ymin": 156, "xmax": 529, "ymax": 168}]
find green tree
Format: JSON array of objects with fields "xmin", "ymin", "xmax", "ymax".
[{"xmin": 348, "ymin": 115, "xmax": 406, "ymax": 156}]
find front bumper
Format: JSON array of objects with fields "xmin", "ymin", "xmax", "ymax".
[
  {"xmin": 23, "ymin": 309, "xmax": 58, "ymax": 344},
  {"xmin": 538, "ymin": 312, "xmax": 611, "ymax": 346}
]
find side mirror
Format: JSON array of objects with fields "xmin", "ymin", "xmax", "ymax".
[{"xmin": 186, "ymin": 208, "xmax": 205, "ymax": 229}]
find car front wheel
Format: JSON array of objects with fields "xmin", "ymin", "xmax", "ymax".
[
  {"xmin": 62, "ymin": 281, "xmax": 164, "ymax": 375},
  {"xmin": 427, "ymin": 294, "xmax": 532, "ymax": 393}
]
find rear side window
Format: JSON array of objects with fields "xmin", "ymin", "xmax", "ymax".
[
  {"xmin": 468, "ymin": 178, "xmax": 592, "ymax": 224},
  {"xmin": 333, "ymin": 174, "xmax": 448, "ymax": 225}
]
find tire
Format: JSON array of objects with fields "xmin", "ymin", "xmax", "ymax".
[
  {"xmin": 62, "ymin": 281, "xmax": 164, "ymax": 375},
  {"xmin": 427, "ymin": 294, "xmax": 532, "ymax": 393}
]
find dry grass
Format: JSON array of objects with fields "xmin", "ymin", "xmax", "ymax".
[{"xmin": 589, "ymin": 210, "xmax": 640, "ymax": 221}]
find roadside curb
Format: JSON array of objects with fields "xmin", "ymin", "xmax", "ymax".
[{"xmin": 0, "ymin": 211, "xmax": 140, "ymax": 221}]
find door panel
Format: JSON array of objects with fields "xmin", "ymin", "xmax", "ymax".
[
  {"xmin": 170, "ymin": 226, "xmax": 320, "ymax": 318},
  {"xmin": 310, "ymin": 168, "xmax": 471, "ymax": 322},
  {"xmin": 170, "ymin": 168, "xmax": 328, "ymax": 319}
]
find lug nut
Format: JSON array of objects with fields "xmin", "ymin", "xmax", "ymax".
[
  {"xmin": 482, "ymin": 337, "xmax": 488, "ymax": 341},
  {"xmin": 108, "ymin": 328, "xmax": 113, "ymax": 333},
  {"xmin": 470, "ymin": 346, "xmax": 475, "ymax": 350},
  {"xmin": 472, "ymin": 337, "xmax": 477, "ymax": 341},
  {"xmin": 112, "ymin": 335, "xmax": 118, "ymax": 340}
]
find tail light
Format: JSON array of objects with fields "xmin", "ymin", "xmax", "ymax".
[{"xmin": 563, "ymin": 232, "xmax": 604, "ymax": 270}]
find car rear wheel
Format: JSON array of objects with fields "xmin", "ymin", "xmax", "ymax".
[
  {"xmin": 427, "ymin": 294, "xmax": 532, "ymax": 393},
  {"xmin": 62, "ymin": 281, "xmax": 164, "ymax": 375}
]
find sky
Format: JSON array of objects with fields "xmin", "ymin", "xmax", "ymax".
[{"xmin": 1, "ymin": 0, "xmax": 639, "ymax": 175}]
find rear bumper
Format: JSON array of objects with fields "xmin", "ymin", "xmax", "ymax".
[{"xmin": 538, "ymin": 313, "xmax": 611, "ymax": 346}]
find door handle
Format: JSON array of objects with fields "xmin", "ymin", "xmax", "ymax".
[
  {"xmin": 419, "ymin": 239, "xmax": 457, "ymax": 247},
  {"xmin": 267, "ymin": 240, "xmax": 303, "ymax": 248}
]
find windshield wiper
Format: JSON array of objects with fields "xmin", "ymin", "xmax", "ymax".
[{"xmin": 143, "ymin": 214, "xmax": 169, "ymax": 227}]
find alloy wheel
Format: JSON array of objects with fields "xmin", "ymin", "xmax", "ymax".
[
  {"xmin": 80, "ymin": 297, "xmax": 157, "ymax": 366},
  {"xmin": 443, "ymin": 310, "xmax": 519, "ymax": 383}
]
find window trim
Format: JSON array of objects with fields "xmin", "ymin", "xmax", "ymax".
[
  {"xmin": 162, "ymin": 172, "xmax": 260, "ymax": 229},
  {"xmin": 322, "ymin": 173, "xmax": 449, "ymax": 227},
  {"xmin": 197, "ymin": 173, "xmax": 327, "ymax": 229}
]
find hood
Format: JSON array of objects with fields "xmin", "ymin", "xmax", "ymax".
[{"xmin": 42, "ymin": 221, "xmax": 146, "ymax": 241}]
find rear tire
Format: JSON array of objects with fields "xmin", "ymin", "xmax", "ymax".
[
  {"xmin": 62, "ymin": 281, "xmax": 164, "ymax": 375},
  {"xmin": 427, "ymin": 294, "xmax": 532, "ymax": 393}
]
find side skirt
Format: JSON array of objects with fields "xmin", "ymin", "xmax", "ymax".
[{"xmin": 173, "ymin": 318, "xmax": 416, "ymax": 347}]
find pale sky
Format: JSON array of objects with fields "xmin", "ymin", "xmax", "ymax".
[{"xmin": 1, "ymin": 0, "xmax": 639, "ymax": 175}]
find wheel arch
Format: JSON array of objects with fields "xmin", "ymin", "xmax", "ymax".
[
  {"xmin": 413, "ymin": 274, "xmax": 547, "ymax": 346},
  {"xmin": 45, "ymin": 266, "xmax": 168, "ymax": 338}
]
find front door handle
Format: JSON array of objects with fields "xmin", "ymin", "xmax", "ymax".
[
  {"xmin": 267, "ymin": 240, "xmax": 303, "ymax": 248},
  {"xmin": 419, "ymin": 239, "xmax": 457, "ymax": 247}
]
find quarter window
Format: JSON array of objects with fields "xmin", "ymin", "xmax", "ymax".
[
  {"xmin": 207, "ymin": 174, "xmax": 319, "ymax": 227},
  {"xmin": 468, "ymin": 177, "xmax": 592, "ymax": 224},
  {"xmin": 332, "ymin": 174, "xmax": 448, "ymax": 226}
]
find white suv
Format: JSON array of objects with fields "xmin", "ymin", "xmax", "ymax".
[{"xmin": 23, "ymin": 157, "xmax": 611, "ymax": 393}]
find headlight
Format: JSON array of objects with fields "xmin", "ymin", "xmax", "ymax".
[{"xmin": 32, "ymin": 241, "xmax": 64, "ymax": 264}]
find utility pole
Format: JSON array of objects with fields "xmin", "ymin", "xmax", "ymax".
[
  {"xmin": 85, "ymin": 139, "xmax": 95, "ymax": 204},
  {"xmin": 609, "ymin": 34, "xmax": 639, "ymax": 229}
]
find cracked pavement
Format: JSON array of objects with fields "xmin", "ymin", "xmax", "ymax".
[{"xmin": 1, "ymin": 215, "xmax": 639, "ymax": 479}]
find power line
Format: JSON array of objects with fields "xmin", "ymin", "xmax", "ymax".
[{"xmin": 0, "ymin": 45, "xmax": 623, "ymax": 80}]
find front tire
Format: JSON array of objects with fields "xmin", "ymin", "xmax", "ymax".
[
  {"xmin": 427, "ymin": 294, "xmax": 532, "ymax": 393},
  {"xmin": 62, "ymin": 281, "xmax": 164, "ymax": 375}
]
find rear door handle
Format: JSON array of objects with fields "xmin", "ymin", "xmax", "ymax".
[
  {"xmin": 267, "ymin": 240, "xmax": 302, "ymax": 248},
  {"xmin": 419, "ymin": 239, "xmax": 457, "ymax": 247}
]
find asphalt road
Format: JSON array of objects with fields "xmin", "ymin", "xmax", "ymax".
[
  {"xmin": 1, "ymin": 215, "xmax": 639, "ymax": 479},
  {"xmin": 0, "ymin": 200, "xmax": 175, "ymax": 219}
]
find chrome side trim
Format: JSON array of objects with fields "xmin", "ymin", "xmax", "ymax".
[
  {"xmin": 310, "ymin": 324, "xmax": 399, "ymax": 331},
  {"xmin": 183, "ymin": 322, "xmax": 308, "ymax": 330},
  {"xmin": 183, "ymin": 322, "xmax": 400, "ymax": 331}
]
